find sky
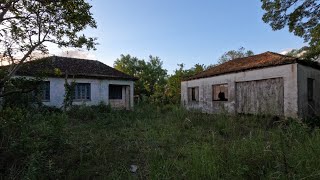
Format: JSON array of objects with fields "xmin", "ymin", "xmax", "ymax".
[{"xmin": 49, "ymin": 0, "xmax": 306, "ymax": 73}]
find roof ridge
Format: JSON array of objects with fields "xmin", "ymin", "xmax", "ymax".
[
  {"xmin": 199, "ymin": 52, "xmax": 268, "ymax": 74},
  {"xmin": 183, "ymin": 51, "xmax": 301, "ymax": 81},
  {"xmin": 53, "ymin": 55, "xmax": 99, "ymax": 62},
  {"xmin": 14, "ymin": 55, "xmax": 137, "ymax": 81}
]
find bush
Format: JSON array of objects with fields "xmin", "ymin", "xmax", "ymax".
[
  {"xmin": 67, "ymin": 105, "xmax": 98, "ymax": 121},
  {"xmin": 67, "ymin": 102, "xmax": 111, "ymax": 122},
  {"xmin": 92, "ymin": 102, "xmax": 112, "ymax": 113},
  {"xmin": 1, "ymin": 104, "xmax": 320, "ymax": 179},
  {"xmin": 0, "ymin": 108, "xmax": 67, "ymax": 179}
]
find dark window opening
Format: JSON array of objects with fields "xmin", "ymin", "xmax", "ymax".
[
  {"xmin": 73, "ymin": 83, "xmax": 91, "ymax": 100},
  {"xmin": 213, "ymin": 84, "xmax": 228, "ymax": 101},
  {"xmin": 307, "ymin": 78, "xmax": 314, "ymax": 102},
  {"xmin": 188, "ymin": 87, "xmax": 199, "ymax": 102},
  {"xmin": 191, "ymin": 88, "xmax": 196, "ymax": 101},
  {"xmin": 109, "ymin": 85, "xmax": 123, "ymax": 99}
]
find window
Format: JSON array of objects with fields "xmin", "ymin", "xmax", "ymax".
[
  {"xmin": 212, "ymin": 84, "xmax": 228, "ymax": 101},
  {"xmin": 307, "ymin": 78, "xmax": 314, "ymax": 102},
  {"xmin": 73, "ymin": 83, "xmax": 91, "ymax": 100},
  {"xmin": 40, "ymin": 81, "xmax": 50, "ymax": 101},
  {"xmin": 109, "ymin": 85, "xmax": 123, "ymax": 99},
  {"xmin": 188, "ymin": 87, "xmax": 199, "ymax": 102},
  {"xmin": 35, "ymin": 81, "xmax": 50, "ymax": 101}
]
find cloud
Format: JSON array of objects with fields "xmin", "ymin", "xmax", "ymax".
[
  {"xmin": 58, "ymin": 48, "xmax": 97, "ymax": 60},
  {"xmin": 279, "ymin": 48, "xmax": 293, "ymax": 55}
]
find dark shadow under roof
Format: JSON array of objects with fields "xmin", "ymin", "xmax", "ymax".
[
  {"xmin": 12, "ymin": 56, "xmax": 137, "ymax": 80},
  {"xmin": 183, "ymin": 51, "xmax": 320, "ymax": 81}
]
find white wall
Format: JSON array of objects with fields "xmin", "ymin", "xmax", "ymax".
[
  {"xmin": 181, "ymin": 64, "xmax": 299, "ymax": 118},
  {"xmin": 18, "ymin": 76, "xmax": 134, "ymax": 109},
  {"xmin": 297, "ymin": 64, "xmax": 320, "ymax": 117}
]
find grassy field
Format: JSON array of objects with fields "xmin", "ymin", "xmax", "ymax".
[{"xmin": 1, "ymin": 103, "xmax": 320, "ymax": 179}]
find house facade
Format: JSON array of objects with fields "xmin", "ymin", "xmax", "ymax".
[
  {"xmin": 181, "ymin": 52, "xmax": 320, "ymax": 118},
  {"xmin": 13, "ymin": 56, "xmax": 136, "ymax": 110}
]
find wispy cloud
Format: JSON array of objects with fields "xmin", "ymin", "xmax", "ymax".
[
  {"xmin": 58, "ymin": 48, "xmax": 97, "ymax": 60},
  {"xmin": 279, "ymin": 48, "xmax": 293, "ymax": 55}
]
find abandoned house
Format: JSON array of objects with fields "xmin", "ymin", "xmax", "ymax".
[
  {"xmin": 10, "ymin": 56, "xmax": 136, "ymax": 109},
  {"xmin": 181, "ymin": 52, "xmax": 320, "ymax": 118}
]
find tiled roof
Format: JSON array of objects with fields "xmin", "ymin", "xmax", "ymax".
[
  {"xmin": 184, "ymin": 51, "xmax": 319, "ymax": 81},
  {"xmin": 13, "ymin": 56, "xmax": 137, "ymax": 80}
]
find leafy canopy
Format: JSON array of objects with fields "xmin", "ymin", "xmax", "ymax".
[
  {"xmin": 218, "ymin": 47, "xmax": 254, "ymax": 64},
  {"xmin": 261, "ymin": 0, "xmax": 320, "ymax": 59},
  {"xmin": 114, "ymin": 54, "xmax": 167, "ymax": 97},
  {"xmin": 0, "ymin": 0, "xmax": 97, "ymax": 96}
]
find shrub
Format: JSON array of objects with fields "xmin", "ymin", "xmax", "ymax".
[
  {"xmin": 0, "ymin": 108, "xmax": 67, "ymax": 179},
  {"xmin": 92, "ymin": 102, "xmax": 112, "ymax": 113},
  {"xmin": 67, "ymin": 105, "xmax": 98, "ymax": 122}
]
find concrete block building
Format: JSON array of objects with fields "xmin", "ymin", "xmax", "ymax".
[{"xmin": 181, "ymin": 52, "xmax": 320, "ymax": 118}]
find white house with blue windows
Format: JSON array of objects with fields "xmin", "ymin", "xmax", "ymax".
[{"xmin": 13, "ymin": 56, "xmax": 136, "ymax": 109}]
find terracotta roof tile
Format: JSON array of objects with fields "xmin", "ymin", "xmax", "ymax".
[
  {"xmin": 184, "ymin": 52, "xmax": 306, "ymax": 81},
  {"xmin": 13, "ymin": 56, "xmax": 137, "ymax": 80}
]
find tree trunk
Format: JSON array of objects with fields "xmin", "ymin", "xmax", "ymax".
[{"xmin": 0, "ymin": 87, "xmax": 4, "ymax": 110}]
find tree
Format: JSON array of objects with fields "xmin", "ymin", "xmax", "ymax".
[
  {"xmin": 165, "ymin": 63, "xmax": 206, "ymax": 104},
  {"xmin": 114, "ymin": 54, "xmax": 168, "ymax": 99},
  {"xmin": 261, "ymin": 0, "xmax": 320, "ymax": 60},
  {"xmin": 0, "ymin": 0, "xmax": 97, "ymax": 97},
  {"xmin": 114, "ymin": 54, "xmax": 140, "ymax": 77},
  {"xmin": 285, "ymin": 46, "xmax": 309, "ymax": 57},
  {"xmin": 218, "ymin": 47, "xmax": 254, "ymax": 64},
  {"xmin": 142, "ymin": 56, "xmax": 167, "ymax": 97}
]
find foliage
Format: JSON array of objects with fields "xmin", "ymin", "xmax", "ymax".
[
  {"xmin": 63, "ymin": 79, "xmax": 76, "ymax": 111},
  {"xmin": 114, "ymin": 54, "xmax": 168, "ymax": 97},
  {"xmin": 261, "ymin": 0, "xmax": 320, "ymax": 60},
  {"xmin": 285, "ymin": 46, "xmax": 320, "ymax": 63},
  {"xmin": 165, "ymin": 63, "xmax": 206, "ymax": 104},
  {"xmin": 2, "ymin": 77, "xmax": 45, "ymax": 108},
  {"xmin": 67, "ymin": 102, "xmax": 111, "ymax": 122},
  {"xmin": 285, "ymin": 46, "xmax": 309, "ymax": 57},
  {"xmin": 1, "ymin": 104, "xmax": 320, "ymax": 179},
  {"xmin": 0, "ymin": 0, "xmax": 97, "ymax": 96},
  {"xmin": 0, "ymin": 108, "xmax": 67, "ymax": 179},
  {"xmin": 218, "ymin": 47, "xmax": 254, "ymax": 64}
]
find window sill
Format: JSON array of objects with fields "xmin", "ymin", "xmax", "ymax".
[
  {"xmin": 189, "ymin": 101, "xmax": 199, "ymax": 103},
  {"xmin": 73, "ymin": 99, "xmax": 91, "ymax": 102},
  {"xmin": 213, "ymin": 100, "xmax": 228, "ymax": 102}
]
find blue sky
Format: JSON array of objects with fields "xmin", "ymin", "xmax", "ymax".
[{"xmin": 51, "ymin": 0, "xmax": 305, "ymax": 73}]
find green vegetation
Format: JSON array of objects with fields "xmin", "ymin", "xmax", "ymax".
[
  {"xmin": 0, "ymin": 0, "xmax": 97, "ymax": 97},
  {"xmin": 218, "ymin": 47, "xmax": 254, "ymax": 64},
  {"xmin": 1, "ymin": 104, "xmax": 320, "ymax": 179},
  {"xmin": 261, "ymin": 0, "xmax": 320, "ymax": 60},
  {"xmin": 114, "ymin": 54, "xmax": 208, "ymax": 104}
]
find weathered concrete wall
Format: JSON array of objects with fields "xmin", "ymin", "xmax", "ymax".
[
  {"xmin": 297, "ymin": 64, "xmax": 320, "ymax": 118},
  {"xmin": 181, "ymin": 64, "xmax": 299, "ymax": 118},
  {"xmin": 16, "ymin": 76, "xmax": 134, "ymax": 109}
]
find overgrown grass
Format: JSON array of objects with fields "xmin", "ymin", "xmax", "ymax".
[{"xmin": 1, "ymin": 104, "xmax": 320, "ymax": 179}]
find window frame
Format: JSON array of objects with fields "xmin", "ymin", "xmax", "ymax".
[
  {"xmin": 41, "ymin": 81, "xmax": 50, "ymax": 101},
  {"xmin": 33, "ymin": 81, "xmax": 50, "ymax": 102},
  {"xmin": 109, "ymin": 85, "xmax": 123, "ymax": 100},
  {"xmin": 188, "ymin": 87, "xmax": 199, "ymax": 102},
  {"xmin": 191, "ymin": 87, "xmax": 196, "ymax": 101},
  {"xmin": 212, "ymin": 84, "xmax": 229, "ymax": 102},
  {"xmin": 73, "ymin": 83, "xmax": 91, "ymax": 101}
]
